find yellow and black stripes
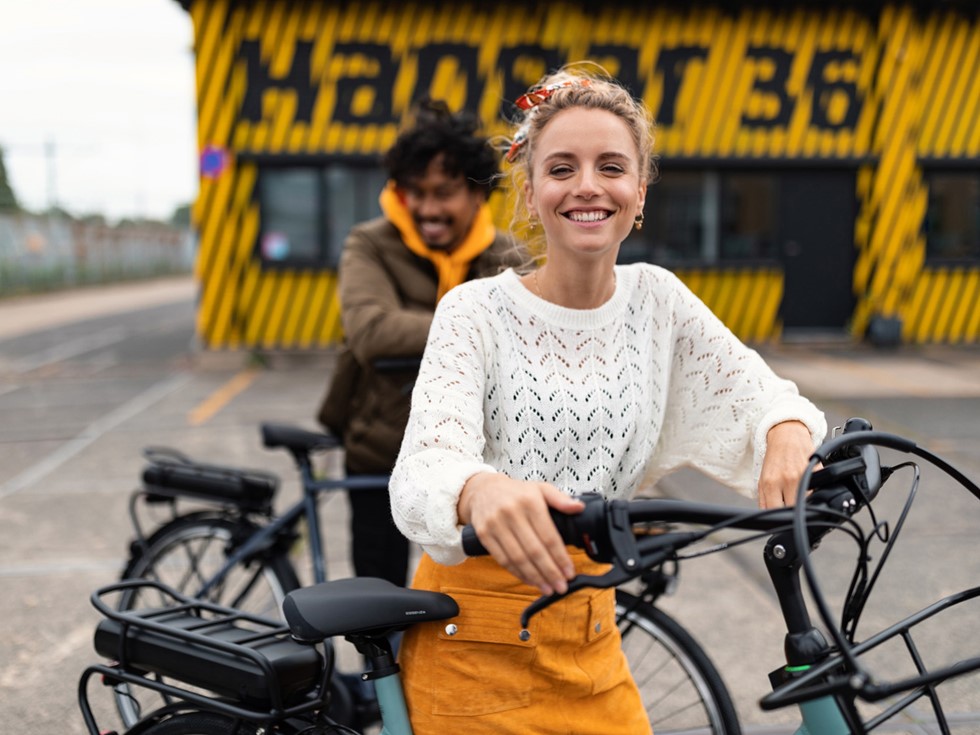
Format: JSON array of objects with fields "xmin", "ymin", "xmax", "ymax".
[
  {"xmin": 852, "ymin": 6, "xmax": 980, "ymax": 343},
  {"xmin": 676, "ymin": 267, "xmax": 784, "ymax": 343},
  {"xmin": 184, "ymin": 1, "xmax": 980, "ymax": 347}
]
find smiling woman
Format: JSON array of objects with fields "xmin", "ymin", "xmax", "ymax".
[{"xmin": 388, "ymin": 65, "xmax": 826, "ymax": 734}]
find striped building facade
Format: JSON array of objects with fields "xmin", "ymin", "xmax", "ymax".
[{"xmin": 176, "ymin": 0, "xmax": 980, "ymax": 348}]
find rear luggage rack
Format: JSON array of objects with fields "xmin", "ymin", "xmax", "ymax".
[{"xmin": 84, "ymin": 580, "xmax": 326, "ymax": 724}]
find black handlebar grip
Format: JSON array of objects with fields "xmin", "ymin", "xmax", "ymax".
[
  {"xmin": 461, "ymin": 525, "xmax": 488, "ymax": 556},
  {"xmin": 461, "ymin": 501, "xmax": 596, "ymax": 558}
]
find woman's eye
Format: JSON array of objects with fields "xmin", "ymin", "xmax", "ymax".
[
  {"xmin": 602, "ymin": 164, "xmax": 626, "ymax": 175},
  {"xmin": 548, "ymin": 165, "xmax": 573, "ymax": 177}
]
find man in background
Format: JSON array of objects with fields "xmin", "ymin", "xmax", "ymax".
[{"xmin": 318, "ymin": 99, "xmax": 523, "ymax": 586}]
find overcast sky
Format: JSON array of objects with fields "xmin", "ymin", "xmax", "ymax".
[{"xmin": 0, "ymin": 0, "xmax": 196, "ymax": 222}]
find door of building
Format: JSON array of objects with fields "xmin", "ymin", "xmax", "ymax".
[{"xmin": 777, "ymin": 171, "xmax": 856, "ymax": 334}]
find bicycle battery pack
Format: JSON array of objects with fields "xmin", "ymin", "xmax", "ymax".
[
  {"xmin": 142, "ymin": 458, "xmax": 278, "ymax": 511},
  {"xmin": 95, "ymin": 609, "xmax": 323, "ymax": 707}
]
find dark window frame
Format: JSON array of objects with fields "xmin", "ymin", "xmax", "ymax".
[
  {"xmin": 922, "ymin": 166, "xmax": 980, "ymax": 265},
  {"xmin": 622, "ymin": 163, "xmax": 786, "ymax": 268},
  {"xmin": 251, "ymin": 155, "xmax": 386, "ymax": 271}
]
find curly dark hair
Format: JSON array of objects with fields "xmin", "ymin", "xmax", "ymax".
[{"xmin": 382, "ymin": 99, "xmax": 499, "ymax": 196}]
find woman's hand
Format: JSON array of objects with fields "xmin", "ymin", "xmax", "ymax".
[
  {"xmin": 758, "ymin": 420, "xmax": 816, "ymax": 509},
  {"xmin": 458, "ymin": 473, "xmax": 585, "ymax": 595}
]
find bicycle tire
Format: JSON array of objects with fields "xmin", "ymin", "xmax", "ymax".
[
  {"xmin": 126, "ymin": 711, "xmax": 260, "ymax": 735},
  {"xmin": 617, "ymin": 590, "xmax": 741, "ymax": 735},
  {"xmin": 113, "ymin": 514, "xmax": 301, "ymax": 728}
]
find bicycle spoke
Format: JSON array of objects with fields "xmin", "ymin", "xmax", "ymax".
[
  {"xmin": 617, "ymin": 592, "xmax": 739, "ymax": 734},
  {"xmin": 225, "ymin": 562, "xmax": 278, "ymax": 613}
]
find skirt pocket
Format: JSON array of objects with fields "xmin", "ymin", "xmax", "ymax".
[
  {"xmin": 574, "ymin": 590, "xmax": 627, "ymax": 695},
  {"xmin": 428, "ymin": 588, "xmax": 538, "ymax": 717}
]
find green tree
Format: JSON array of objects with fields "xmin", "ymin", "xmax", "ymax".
[
  {"xmin": 0, "ymin": 145, "xmax": 20, "ymax": 212},
  {"xmin": 171, "ymin": 202, "xmax": 192, "ymax": 227}
]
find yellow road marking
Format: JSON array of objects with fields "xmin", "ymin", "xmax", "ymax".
[{"xmin": 187, "ymin": 369, "xmax": 260, "ymax": 426}]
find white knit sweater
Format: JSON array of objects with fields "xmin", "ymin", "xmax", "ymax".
[{"xmin": 390, "ymin": 264, "xmax": 826, "ymax": 564}]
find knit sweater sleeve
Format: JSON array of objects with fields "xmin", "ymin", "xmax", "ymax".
[
  {"xmin": 389, "ymin": 285, "xmax": 498, "ymax": 565},
  {"xmin": 646, "ymin": 272, "xmax": 827, "ymax": 498}
]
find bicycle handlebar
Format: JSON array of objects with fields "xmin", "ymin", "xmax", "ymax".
[
  {"xmin": 461, "ymin": 418, "xmax": 980, "ymax": 719},
  {"xmin": 462, "ymin": 456, "xmax": 874, "ymax": 569},
  {"xmin": 460, "ymin": 471, "xmax": 867, "ymax": 559},
  {"xmin": 461, "ymin": 417, "xmax": 884, "ymax": 626}
]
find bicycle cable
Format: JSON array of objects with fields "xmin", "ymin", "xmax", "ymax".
[{"xmin": 840, "ymin": 461, "xmax": 919, "ymax": 642}]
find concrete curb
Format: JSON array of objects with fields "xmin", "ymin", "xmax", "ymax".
[{"xmin": 0, "ymin": 275, "xmax": 197, "ymax": 342}]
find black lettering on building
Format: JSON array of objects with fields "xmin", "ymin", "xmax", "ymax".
[
  {"xmin": 808, "ymin": 50, "xmax": 863, "ymax": 130},
  {"xmin": 414, "ymin": 44, "xmax": 485, "ymax": 112},
  {"xmin": 742, "ymin": 46, "xmax": 794, "ymax": 128},
  {"xmin": 239, "ymin": 40, "xmax": 317, "ymax": 123},
  {"xmin": 333, "ymin": 43, "xmax": 398, "ymax": 124},
  {"xmin": 586, "ymin": 45, "xmax": 642, "ymax": 99},
  {"xmin": 655, "ymin": 47, "xmax": 709, "ymax": 125},
  {"xmin": 496, "ymin": 45, "xmax": 566, "ymax": 120}
]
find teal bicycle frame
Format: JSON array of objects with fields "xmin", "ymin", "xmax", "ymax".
[
  {"xmin": 796, "ymin": 699, "xmax": 851, "ymax": 735},
  {"xmin": 374, "ymin": 673, "xmax": 413, "ymax": 734}
]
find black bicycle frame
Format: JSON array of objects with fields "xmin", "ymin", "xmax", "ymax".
[{"xmin": 197, "ymin": 473, "xmax": 389, "ymax": 597}]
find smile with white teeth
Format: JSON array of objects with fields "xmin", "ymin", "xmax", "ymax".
[{"xmin": 565, "ymin": 210, "xmax": 611, "ymax": 222}]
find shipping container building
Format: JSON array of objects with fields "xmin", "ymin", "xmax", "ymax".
[{"xmin": 174, "ymin": 0, "xmax": 980, "ymax": 348}]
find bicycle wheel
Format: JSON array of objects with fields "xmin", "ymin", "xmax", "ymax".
[
  {"xmin": 617, "ymin": 590, "xmax": 741, "ymax": 735},
  {"xmin": 128, "ymin": 711, "xmax": 261, "ymax": 735},
  {"xmin": 114, "ymin": 514, "xmax": 300, "ymax": 727}
]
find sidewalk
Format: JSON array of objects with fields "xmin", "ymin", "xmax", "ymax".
[
  {"xmin": 760, "ymin": 342, "xmax": 980, "ymax": 399},
  {"xmin": 0, "ymin": 275, "xmax": 197, "ymax": 341},
  {"xmin": 4, "ymin": 276, "xmax": 980, "ymax": 400}
]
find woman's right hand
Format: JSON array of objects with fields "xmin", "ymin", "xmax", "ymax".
[{"xmin": 457, "ymin": 472, "xmax": 585, "ymax": 595}]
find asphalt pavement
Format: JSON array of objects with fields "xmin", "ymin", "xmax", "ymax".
[{"xmin": 2, "ymin": 276, "xmax": 979, "ymax": 734}]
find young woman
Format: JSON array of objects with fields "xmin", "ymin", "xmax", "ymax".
[{"xmin": 389, "ymin": 67, "xmax": 827, "ymax": 734}]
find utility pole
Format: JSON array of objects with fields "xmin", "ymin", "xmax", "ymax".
[
  {"xmin": 45, "ymin": 137, "xmax": 58, "ymax": 210},
  {"xmin": 4, "ymin": 137, "xmax": 95, "ymax": 214}
]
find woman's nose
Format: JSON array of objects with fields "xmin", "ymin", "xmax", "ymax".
[{"xmin": 573, "ymin": 168, "xmax": 601, "ymax": 198}]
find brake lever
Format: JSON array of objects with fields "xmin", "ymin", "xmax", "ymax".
[
  {"xmin": 519, "ymin": 565, "xmax": 637, "ymax": 627},
  {"xmin": 607, "ymin": 499, "xmax": 643, "ymax": 572},
  {"xmin": 519, "ymin": 539, "xmax": 684, "ymax": 627},
  {"xmin": 520, "ymin": 496, "xmax": 695, "ymax": 627}
]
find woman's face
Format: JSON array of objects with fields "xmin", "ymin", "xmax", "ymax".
[{"xmin": 524, "ymin": 107, "xmax": 646, "ymax": 259}]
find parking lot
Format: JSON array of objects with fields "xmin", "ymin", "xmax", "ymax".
[{"xmin": 2, "ymin": 276, "xmax": 979, "ymax": 734}]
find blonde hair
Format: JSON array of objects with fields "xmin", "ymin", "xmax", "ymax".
[{"xmin": 504, "ymin": 64, "xmax": 657, "ymax": 257}]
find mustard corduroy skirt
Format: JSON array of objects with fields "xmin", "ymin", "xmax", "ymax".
[{"xmin": 398, "ymin": 550, "xmax": 652, "ymax": 734}]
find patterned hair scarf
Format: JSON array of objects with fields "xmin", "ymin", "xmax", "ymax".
[
  {"xmin": 506, "ymin": 78, "xmax": 592, "ymax": 162},
  {"xmin": 379, "ymin": 181, "xmax": 496, "ymax": 301}
]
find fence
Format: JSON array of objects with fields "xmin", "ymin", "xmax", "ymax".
[{"xmin": 0, "ymin": 213, "xmax": 195, "ymax": 296}]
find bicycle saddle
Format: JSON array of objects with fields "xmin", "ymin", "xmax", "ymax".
[
  {"xmin": 261, "ymin": 423, "xmax": 341, "ymax": 453},
  {"xmin": 283, "ymin": 577, "xmax": 459, "ymax": 641}
]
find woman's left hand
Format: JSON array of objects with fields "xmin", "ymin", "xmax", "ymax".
[{"xmin": 758, "ymin": 420, "xmax": 815, "ymax": 508}]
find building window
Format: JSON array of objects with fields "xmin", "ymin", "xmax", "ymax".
[
  {"xmin": 719, "ymin": 173, "xmax": 777, "ymax": 261},
  {"xmin": 257, "ymin": 164, "xmax": 387, "ymax": 268},
  {"xmin": 925, "ymin": 171, "xmax": 980, "ymax": 261},
  {"xmin": 621, "ymin": 169, "xmax": 779, "ymax": 266}
]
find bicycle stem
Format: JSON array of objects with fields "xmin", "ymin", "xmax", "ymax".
[{"xmin": 764, "ymin": 530, "xmax": 831, "ymax": 667}]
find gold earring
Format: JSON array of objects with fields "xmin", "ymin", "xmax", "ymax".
[{"xmin": 634, "ymin": 213, "xmax": 644, "ymax": 231}]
